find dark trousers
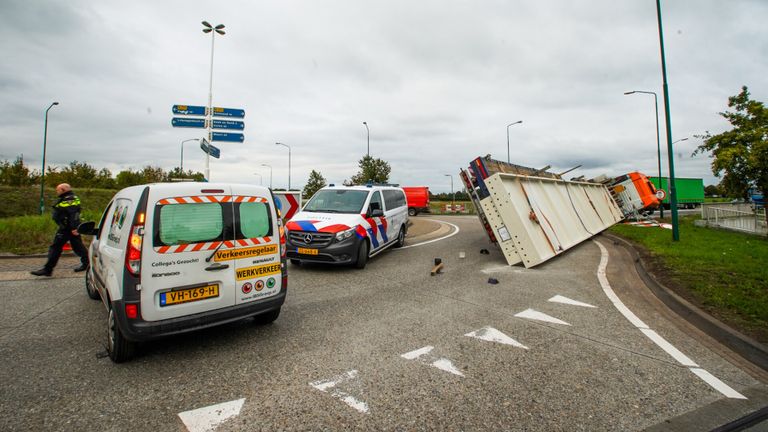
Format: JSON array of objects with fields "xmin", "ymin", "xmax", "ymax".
[{"xmin": 44, "ymin": 230, "xmax": 89, "ymax": 271}]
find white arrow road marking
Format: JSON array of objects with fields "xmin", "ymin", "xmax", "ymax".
[
  {"xmin": 310, "ymin": 369, "xmax": 370, "ymax": 414},
  {"xmin": 514, "ymin": 308, "xmax": 571, "ymax": 326},
  {"xmin": 548, "ymin": 295, "xmax": 597, "ymax": 308},
  {"xmin": 178, "ymin": 398, "xmax": 245, "ymax": 432},
  {"xmin": 465, "ymin": 327, "xmax": 529, "ymax": 349},
  {"xmin": 401, "ymin": 346, "xmax": 465, "ymax": 377}
]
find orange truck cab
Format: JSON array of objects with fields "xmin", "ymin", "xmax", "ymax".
[{"xmin": 610, "ymin": 172, "xmax": 660, "ymax": 216}]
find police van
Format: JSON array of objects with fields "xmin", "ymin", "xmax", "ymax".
[
  {"xmin": 285, "ymin": 184, "xmax": 408, "ymax": 268},
  {"xmin": 79, "ymin": 183, "xmax": 287, "ymax": 363}
]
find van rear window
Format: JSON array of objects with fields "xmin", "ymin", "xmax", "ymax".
[
  {"xmin": 157, "ymin": 203, "xmax": 223, "ymax": 245},
  {"xmin": 238, "ymin": 202, "xmax": 272, "ymax": 238}
]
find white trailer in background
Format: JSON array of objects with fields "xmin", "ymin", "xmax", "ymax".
[{"xmin": 461, "ymin": 156, "xmax": 623, "ymax": 268}]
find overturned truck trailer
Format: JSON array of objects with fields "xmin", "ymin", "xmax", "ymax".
[{"xmin": 460, "ymin": 156, "xmax": 624, "ymax": 268}]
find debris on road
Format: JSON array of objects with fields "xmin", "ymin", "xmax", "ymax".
[
  {"xmin": 487, "ymin": 278, "xmax": 499, "ymax": 285},
  {"xmin": 431, "ymin": 258, "xmax": 444, "ymax": 276}
]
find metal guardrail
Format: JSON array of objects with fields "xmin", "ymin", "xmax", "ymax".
[{"xmin": 701, "ymin": 203, "xmax": 767, "ymax": 235}]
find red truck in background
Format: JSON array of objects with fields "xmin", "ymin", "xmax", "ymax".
[{"xmin": 402, "ymin": 186, "xmax": 430, "ymax": 216}]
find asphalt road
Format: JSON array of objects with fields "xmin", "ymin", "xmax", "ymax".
[{"xmin": 0, "ymin": 216, "xmax": 766, "ymax": 431}]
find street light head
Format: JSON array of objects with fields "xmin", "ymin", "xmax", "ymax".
[
  {"xmin": 215, "ymin": 24, "xmax": 225, "ymax": 29},
  {"xmin": 363, "ymin": 121, "xmax": 367, "ymax": 125},
  {"xmin": 202, "ymin": 21, "xmax": 212, "ymax": 28},
  {"xmin": 624, "ymin": 91, "xmax": 636, "ymax": 95},
  {"xmin": 52, "ymin": 102, "xmax": 59, "ymax": 105},
  {"xmin": 203, "ymin": 28, "xmax": 212, "ymax": 33},
  {"xmin": 215, "ymin": 29, "xmax": 225, "ymax": 35}
]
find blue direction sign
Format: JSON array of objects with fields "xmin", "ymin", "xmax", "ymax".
[
  {"xmin": 211, "ymin": 107, "xmax": 245, "ymax": 118},
  {"xmin": 172, "ymin": 105, "xmax": 207, "ymax": 116},
  {"xmin": 200, "ymin": 140, "xmax": 221, "ymax": 159},
  {"xmin": 211, "ymin": 132, "xmax": 245, "ymax": 143},
  {"xmin": 172, "ymin": 118, "xmax": 206, "ymax": 128},
  {"xmin": 211, "ymin": 119, "xmax": 245, "ymax": 130}
]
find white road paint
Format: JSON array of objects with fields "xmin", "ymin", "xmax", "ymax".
[
  {"xmin": 480, "ymin": 265, "xmax": 524, "ymax": 274},
  {"xmin": 310, "ymin": 369, "xmax": 370, "ymax": 414},
  {"xmin": 399, "ymin": 220, "xmax": 460, "ymax": 249},
  {"xmin": 593, "ymin": 240, "xmax": 746, "ymax": 400},
  {"xmin": 178, "ymin": 398, "xmax": 245, "ymax": 432},
  {"xmin": 548, "ymin": 295, "xmax": 597, "ymax": 308},
  {"xmin": 401, "ymin": 346, "xmax": 465, "ymax": 377},
  {"xmin": 514, "ymin": 308, "xmax": 571, "ymax": 326},
  {"xmin": 465, "ymin": 326, "xmax": 529, "ymax": 349}
]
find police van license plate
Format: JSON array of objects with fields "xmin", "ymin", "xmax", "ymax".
[
  {"xmin": 297, "ymin": 247, "xmax": 318, "ymax": 255},
  {"xmin": 160, "ymin": 284, "xmax": 219, "ymax": 307}
]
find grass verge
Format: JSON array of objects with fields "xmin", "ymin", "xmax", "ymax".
[
  {"xmin": 609, "ymin": 216, "xmax": 768, "ymax": 344},
  {"xmin": 0, "ymin": 211, "xmax": 99, "ymax": 255}
]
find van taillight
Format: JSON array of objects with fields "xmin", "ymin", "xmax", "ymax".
[{"xmin": 126, "ymin": 221, "xmax": 144, "ymax": 276}]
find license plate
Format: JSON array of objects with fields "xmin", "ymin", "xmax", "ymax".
[
  {"xmin": 297, "ymin": 247, "xmax": 318, "ymax": 255},
  {"xmin": 160, "ymin": 284, "xmax": 219, "ymax": 307}
]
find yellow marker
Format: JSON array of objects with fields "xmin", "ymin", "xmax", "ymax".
[
  {"xmin": 214, "ymin": 244, "xmax": 277, "ymax": 262},
  {"xmin": 236, "ymin": 263, "xmax": 281, "ymax": 281}
]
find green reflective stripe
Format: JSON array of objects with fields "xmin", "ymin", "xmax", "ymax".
[{"xmin": 56, "ymin": 198, "xmax": 81, "ymax": 208}]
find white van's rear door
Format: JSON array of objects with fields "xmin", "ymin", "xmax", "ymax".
[
  {"xmin": 141, "ymin": 185, "xmax": 237, "ymax": 321},
  {"xmin": 229, "ymin": 185, "xmax": 283, "ymax": 304}
]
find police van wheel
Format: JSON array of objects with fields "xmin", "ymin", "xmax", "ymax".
[
  {"xmin": 395, "ymin": 226, "xmax": 406, "ymax": 248},
  {"xmin": 290, "ymin": 259, "xmax": 301, "ymax": 266},
  {"xmin": 354, "ymin": 241, "xmax": 369, "ymax": 269},
  {"xmin": 85, "ymin": 271, "xmax": 100, "ymax": 300},
  {"xmin": 253, "ymin": 308, "xmax": 280, "ymax": 325},
  {"xmin": 107, "ymin": 307, "xmax": 134, "ymax": 363}
]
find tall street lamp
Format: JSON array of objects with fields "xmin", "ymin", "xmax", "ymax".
[
  {"xmin": 672, "ymin": 137, "xmax": 688, "ymax": 145},
  {"xmin": 362, "ymin": 121, "xmax": 369, "ymax": 157},
  {"xmin": 253, "ymin": 172, "xmax": 262, "ymax": 185},
  {"xmin": 202, "ymin": 20, "xmax": 225, "ymax": 181},
  {"xmin": 655, "ymin": 0, "xmax": 680, "ymax": 241},
  {"xmin": 444, "ymin": 174, "xmax": 454, "ymax": 212},
  {"xmin": 180, "ymin": 138, "xmax": 199, "ymax": 173},
  {"xmin": 39, "ymin": 101, "xmax": 59, "ymax": 215},
  {"xmin": 276, "ymin": 142, "xmax": 291, "ymax": 190},
  {"xmin": 624, "ymin": 90, "xmax": 663, "ymax": 217},
  {"xmin": 506, "ymin": 120, "xmax": 522, "ymax": 164},
  {"xmin": 261, "ymin": 163, "xmax": 273, "ymax": 189}
]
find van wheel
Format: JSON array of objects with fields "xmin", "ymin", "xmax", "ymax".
[
  {"xmin": 290, "ymin": 259, "xmax": 301, "ymax": 266},
  {"xmin": 107, "ymin": 307, "xmax": 134, "ymax": 363},
  {"xmin": 254, "ymin": 308, "xmax": 280, "ymax": 325},
  {"xmin": 85, "ymin": 271, "xmax": 100, "ymax": 300},
  {"xmin": 408, "ymin": 208, "xmax": 417, "ymax": 217},
  {"xmin": 395, "ymin": 226, "xmax": 406, "ymax": 248},
  {"xmin": 354, "ymin": 240, "xmax": 369, "ymax": 269}
]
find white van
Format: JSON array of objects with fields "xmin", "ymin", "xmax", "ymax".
[
  {"xmin": 79, "ymin": 183, "xmax": 287, "ymax": 363},
  {"xmin": 285, "ymin": 184, "xmax": 408, "ymax": 268}
]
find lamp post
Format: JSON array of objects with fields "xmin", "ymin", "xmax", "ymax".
[
  {"xmin": 444, "ymin": 174, "xmax": 454, "ymax": 212},
  {"xmin": 672, "ymin": 137, "xmax": 688, "ymax": 145},
  {"xmin": 624, "ymin": 90, "xmax": 663, "ymax": 217},
  {"xmin": 506, "ymin": 120, "xmax": 522, "ymax": 164},
  {"xmin": 362, "ymin": 121, "xmax": 369, "ymax": 157},
  {"xmin": 202, "ymin": 20, "xmax": 225, "ymax": 181},
  {"xmin": 655, "ymin": 0, "xmax": 680, "ymax": 241},
  {"xmin": 180, "ymin": 138, "xmax": 199, "ymax": 173},
  {"xmin": 276, "ymin": 142, "xmax": 291, "ymax": 190},
  {"xmin": 39, "ymin": 101, "xmax": 59, "ymax": 214},
  {"xmin": 261, "ymin": 163, "xmax": 272, "ymax": 188},
  {"xmin": 253, "ymin": 172, "xmax": 262, "ymax": 185}
]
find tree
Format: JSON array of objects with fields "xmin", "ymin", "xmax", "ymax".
[
  {"xmin": 303, "ymin": 170, "xmax": 326, "ymax": 199},
  {"xmin": 167, "ymin": 167, "xmax": 205, "ymax": 182},
  {"xmin": 695, "ymin": 86, "xmax": 768, "ymax": 202},
  {"xmin": 0, "ymin": 156, "xmax": 36, "ymax": 186},
  {"xmin": 350, "ymin": 156, "xmax": 391, "ymax": 185},
  {"xmin": 704, "ymin": 184, "xmax": 723, "ymax": 197}
]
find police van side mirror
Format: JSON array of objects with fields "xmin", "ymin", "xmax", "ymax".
[
  {"xmin": 77, "ymin": 221, "xmax": 99, "ymax": 236},
  {"xmin": 369, "ymin": 209, "xmax": 384, "ymax": 218}
]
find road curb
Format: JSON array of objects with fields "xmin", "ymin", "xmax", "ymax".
[{"xmin": 605, "ymin": 233, "xmax": 768, "ymax": 373}]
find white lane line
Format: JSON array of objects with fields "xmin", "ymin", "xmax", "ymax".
[
  {"xmin": 593, "ymin": 240, "xmax": 746, "ymax": 400},
  {"xmin": 401, "ymin": 346, "xmax": 465, "ymax": 377},
  {"xmin": 465, "ymin": 326, "xmax": 529, "ymax": 349},
  {"xmin": 178, "ymin": 398, "xmax": 245, "ymax": 432},
  {"xmin": 514, "ymin": 308, "xmax": 571, "ymax": 326},
  {"xmin": 399, "ymin": 220, "xmax": 460, "ymax": 249},
  {"xmin": 548, "ymin": 295, "xmax": 597, "ymax": 308},
  {"xmin": 310, "ymin": 369, "xmax": 370, "ymax": 414}
]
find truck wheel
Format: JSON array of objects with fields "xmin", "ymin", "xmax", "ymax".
[
  {"xmin": 395, "ymin": 226, "xmax": 406, "ymax": 248},
  {"xmin": 354, "ymin": 240, "xmax": 369, "ymax": 269},
  {"xmin": 254, "ymin": 308, "xmax": 280, "ymax": 325},
  {"xmin": 107, "ymin": 307, "xmax": 134, "ymax": 363},
  {"xmin": 85, "ymin": 271, "xmax": 100, "ymax": 300},
  {"xmin": 408, "ymin": 208, "xmax": 416, "ymax": 217}
]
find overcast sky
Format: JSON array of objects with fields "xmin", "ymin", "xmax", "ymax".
[{"xmin": 1, "ymin": 0, "xmax": 766, "ymax": 193}]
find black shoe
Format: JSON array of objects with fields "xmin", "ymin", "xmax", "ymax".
[
  {"xmin": 31, "ymin": 268, "xmax": 52, "ymax": 277},
  {"xmin": 74, "ymin": 264, "xmax": 88, "ymax": 272}
]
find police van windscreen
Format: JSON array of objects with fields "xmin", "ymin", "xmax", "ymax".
[{"xmin": 304, "ymin": 190, "xmax": 369, "ymax": 213}]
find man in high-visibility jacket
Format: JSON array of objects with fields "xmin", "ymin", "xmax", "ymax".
[{"xmin": 31, "ymin": 183, "xmax": 89, "ymax": 276}]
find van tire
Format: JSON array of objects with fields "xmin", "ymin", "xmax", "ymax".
[
  {"xmin": 354, "ymin": 240, "xmax": 369, "ymax": 269},
  {"xmin": 85, "ymin": 272, "xmax": 100, "ymax": 300},
  {"xmin": 107, "ymin": 307, "xmax": 134, "ymax": 363},
  {"xmin": 408, "ymin": 208, "xmax": 417, "ymax": 217},
  {"xmin": 395, "ymin": 225, "xmax": 406, "ymax": 248},
  {"xmin": 254, "ymin": 308, "xmax": 280, "ymax": 325}
]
